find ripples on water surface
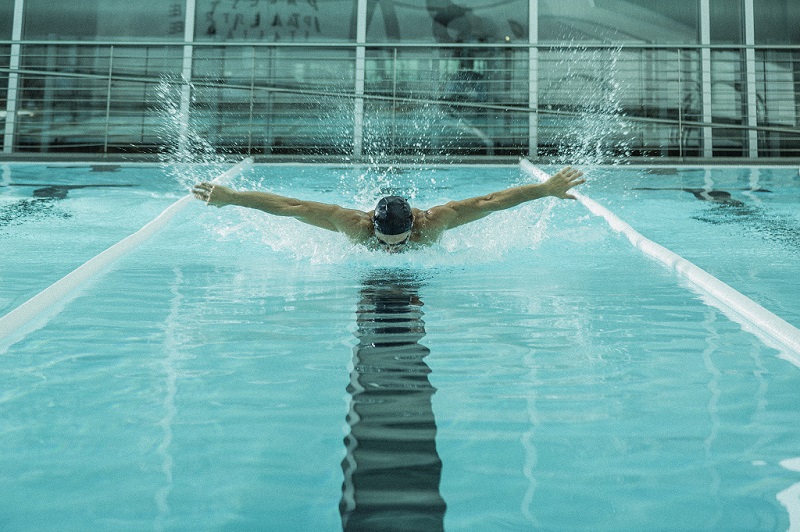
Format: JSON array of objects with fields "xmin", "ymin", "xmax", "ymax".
[{"xmin": 1, "ymin": 164, "xmax": 799, "ymax": 530}]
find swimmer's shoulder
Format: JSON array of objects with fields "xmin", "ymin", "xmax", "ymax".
[
  {"xmin": 411, "ymin": 207, "xmax": 450, "ymax": 243},
  {"xmin": 339, "ymin": 208, "xmax": 374, "ymax": 242}
]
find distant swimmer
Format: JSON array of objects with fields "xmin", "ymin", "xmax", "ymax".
[
  {"xmin": 192, "ymin": 166, "xmax": 585, "ymax": 253},
  {"xmin": 634, "ymin": 186, "xmax": 772, "ymax": 207},
  {"xmin": 682, "ymin": 188, "xmax": 744, "ymax": 206}
]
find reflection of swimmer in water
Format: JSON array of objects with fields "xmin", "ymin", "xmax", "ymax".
[
  {"xmin": 193, "ymin": 166, "xmax": 584, "ymax": 253},
  {"xmin": 340, "ymin": 272, "xmax": 446, "ymax": 530}
]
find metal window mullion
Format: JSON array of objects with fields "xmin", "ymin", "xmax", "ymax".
[
  {"xmin": 103, "ymin": 46, "xmax": 114, "ymax": 155},
  {"xmin": 3, "ymin": 0, "xmax": 25, "ymax": 154},
  {"xmin": 247, "ymin": 48, "xmax": 255, "ymax": 155},
  {"xmin": 678, "ymin": 50, "xmax": 683, "ymax": 159},
  {"xmin": 699, "ymin": 0, "xmax": 713, "ymax": 158},
  {"xmin": 743, "ymin": 0, "xmax": 758, "ymax": 157},
  {"xmin": 353, "ymin": 0, "xmax": 367, "ymax": 158},
  {"xmin": 391, "ymin": 47, "xmax": 397, "ymax": 156},
  {"xmin": 40, "ymin": 42, "xmax": 56, "ymax": 152},
  {"xmin": 179, "ymin": 0, "xmax": 197, "ymax": 153},
  {"xmin": 528, "ymin": 0, "xmax": 538, "ymax": 157}
]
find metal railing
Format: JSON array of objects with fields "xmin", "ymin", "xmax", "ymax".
[{"xmin": 1, "ymin": 40, "xmax": 799, "ymax": 161}]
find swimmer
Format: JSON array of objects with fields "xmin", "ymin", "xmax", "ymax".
[{"xmin": 192, "ymin": 166, "xmax": 585, "ymax": 252}]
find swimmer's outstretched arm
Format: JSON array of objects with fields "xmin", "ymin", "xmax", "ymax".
[
  {"xmin": 192, "ymin": 182, "xmax": 373, "ymax": 240},
  {"xmin": 420, "ymin": 166, "xmax": 585, "ymax": 233}
]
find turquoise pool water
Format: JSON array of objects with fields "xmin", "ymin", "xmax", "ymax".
[{"xmin": 1, "ymin": 163, "xmax": 799, "ymax": 530}]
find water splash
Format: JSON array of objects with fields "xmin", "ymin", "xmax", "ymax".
[
  {"xmin": 202, "ymin": 163, "xmax": 556, "ymax": 267},
  {"xmin": 153, "ymin": 77, "xmax": 231, "ymax": 190},
  {"xmin": 151, "ymin": 69, "xmax": 556, "ymax": 263},
  {"xmin": 317, "ymin": 57, "xmax": 493, "ymax": 167},
  {"xmin": 541, "ymin": 43, "xmax": 633, "ymax": 167}
]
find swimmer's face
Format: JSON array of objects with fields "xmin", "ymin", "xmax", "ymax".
[{"xmin": 375, "ymin": 229, "xmax": 411, "ymax": 253}]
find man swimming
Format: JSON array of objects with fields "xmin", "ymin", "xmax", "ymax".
[{"xmin": 192, "ymin": 166, "xmax": 585, "ymax": 252}]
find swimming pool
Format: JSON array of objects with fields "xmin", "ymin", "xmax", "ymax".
[{"xmin": 2, "ymin": 162, "xmax": 799, "ymax": 530}]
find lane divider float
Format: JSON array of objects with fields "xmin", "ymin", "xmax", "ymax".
[
  {"xmin": 520, "ymin": 159, "xmax": 800, "ymax": 364},
  {"xmin": 0, "ymin": 157, "xmax": 253, "ymax": 349}
]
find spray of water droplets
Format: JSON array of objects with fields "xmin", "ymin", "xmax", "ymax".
[
  {"xmin": 541, "ymin": 43, "xmax": 634, "ymax": 168},
  {"xmin": 145, "ymin": 47, "xmax": 636, "ymax": 264},
  {"xmin": 153, "ymin": 77, "xmax": 231, "ymax": 190}
]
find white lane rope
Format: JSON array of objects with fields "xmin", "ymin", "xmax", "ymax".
[
  {"xmin": 0, "ymin": 157, "xmax": 253, "ymax": 350},
  {"xmin": 520, "ymin": 160, "xmax": 800, "ymax": 364}
]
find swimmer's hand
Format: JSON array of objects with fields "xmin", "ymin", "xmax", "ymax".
[
  {"xmin": 542, "ymin": 166, "xmax": 585, "ymax": 200},
  {"xmin": 192, "ymin": 182, "xmax": 235, "ymax": 207}
]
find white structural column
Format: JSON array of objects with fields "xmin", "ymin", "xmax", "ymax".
[
  {"xmin": 353, "ymin": 0, "xmax": 368, "ymax": 158},
  {"xmin": 699, "ymin": 0, "xmax": 713, "ymax": 158},
  {"xmin": 743, "ymin": 0, "xmax": 759, "ymax": 157},
  {"xmin": 2, "ymin": 0, "xmax": 24, "ymax": 154},
  {"xmin": 528, "ymin": 0, "xmax": 538, "ymax": 157},
  {"xmin": 179, "ymin": 0, "xmax": 197, "ymax": 153}
]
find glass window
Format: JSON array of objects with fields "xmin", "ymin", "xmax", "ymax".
[
  {"xmin": 754, "ymin": 0, "xmax": 800, "ymax": 44},
  {"xmin": 540, "ymin": 0, "xmax": 699, "ymax": 43},
  {"xmin": 196, "ymin": 0, "xmax": 350, "ymax": 42},
  {"xmin": 709, "ymin": 0, "xmax": 742, "ymax": 44},
  {"xmin": 361, "ymin": 0, "xmax": 529, "ymax": 43},
  {"xmin": 23, "ymin": 0, "xmax": 185, "ymax": 40},
  {"xmin": 1, "ymin": 0, "xmax": 14, "ymax": 39},
  {"xmin": 195, "ymin": 0, "xmax": 528, "ymax": 43}
]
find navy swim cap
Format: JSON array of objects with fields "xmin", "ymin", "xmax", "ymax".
[{"xmin": 373, "ymin": 196, "xmax": 413, "ymax": 235}]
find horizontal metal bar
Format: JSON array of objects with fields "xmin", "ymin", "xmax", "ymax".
[{"xmin": 1, "ymin": 39, "xmax": 799, "ymax": 51}]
